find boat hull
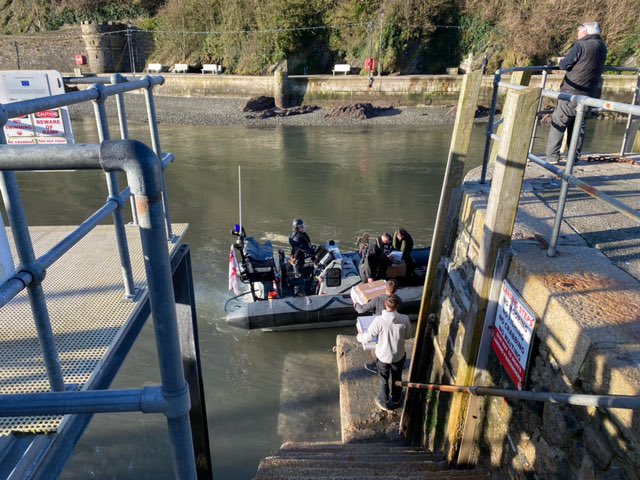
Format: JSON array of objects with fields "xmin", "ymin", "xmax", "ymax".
[{"xmin": 226, "ymin": 285, "xmax": 424, "ymax": 330}]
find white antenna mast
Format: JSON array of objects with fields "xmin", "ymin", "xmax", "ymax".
[{"xmin": 238, "ymin": 165, "xmax": 242, "ymax": 236}]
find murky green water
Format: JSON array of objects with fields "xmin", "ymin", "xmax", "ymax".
[{"xmin": 12, "ymin": 114, "xmax": 625, "ymax": 479}]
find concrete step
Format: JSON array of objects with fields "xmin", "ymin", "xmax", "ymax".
[
  {"xmin": 256, "ymin": 457, "xmax": 444, "ymax": 473},
  {"xmin": 278, "ymin": 441, "xmax": 428, "ymax": 455},
  {"xmin": 254, "ymin": 471, "xmax": 490, "ymax": 480},
  {"xmin": 272, "ymin": 452, "xmax": 444, "ymax": 463}
]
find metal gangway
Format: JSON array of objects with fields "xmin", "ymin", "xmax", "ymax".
[
  {"xmin": 480, "ymin": 65, "xmax": 640, "ymax": 256},
  {"xmin": 0, "ymin": 74, "xmax": 211, "ymax": 479}
]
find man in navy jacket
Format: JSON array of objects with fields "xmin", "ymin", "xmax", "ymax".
[{"xmin": 545, "ymin": 22, "xmax": 607, "ymax": 163}]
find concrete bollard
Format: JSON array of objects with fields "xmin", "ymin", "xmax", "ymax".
[{"xmin": 274, "ymin": 70, "xmax": 289, "ymax": 109}]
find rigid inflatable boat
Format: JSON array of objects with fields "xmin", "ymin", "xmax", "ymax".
[{"xmin": 225, "ymin": 227, "xmax": 429, "ymax": 330}]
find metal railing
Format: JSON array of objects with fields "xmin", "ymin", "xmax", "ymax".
[
  {"xmin": 480, "ymin": 66, "xmax": 640, "ymax": 257},
  {"xmin": 0, "ymin": 76, "xmax": 196, "ymax": 478},
  {"xmin": 397, "ymin": 381, "xmax": 640, "ymax": 410}
]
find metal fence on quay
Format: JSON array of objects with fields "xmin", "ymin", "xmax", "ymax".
[
  {"xmin": 0, "ymin": 75, "xmax": 199, "ymax": 479},
  {"xmin": 481, "ymin": 65, "xmax": 640, "ymax": 256}
]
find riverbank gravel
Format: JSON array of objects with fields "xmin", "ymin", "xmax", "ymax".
[{"xmin": 68, "ymin": 94, "xmax": 456, "ymax": 127}]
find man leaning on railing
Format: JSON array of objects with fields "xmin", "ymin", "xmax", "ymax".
[{"xmin": 545, "ymin": 21, "xmax": 608, "ymax": 164}]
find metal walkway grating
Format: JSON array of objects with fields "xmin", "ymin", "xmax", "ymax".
[{"xmin": 0, "ymin": 223, "xmax": 187, "ymax": 435}]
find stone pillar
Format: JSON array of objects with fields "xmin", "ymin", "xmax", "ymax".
[
  {"xmin": 274, "ymin": 70, "xmax": 289, "ymax": 109},
  {"xmin": 81, "ymin": 22, "xmax": 128, "ymax": 73}
]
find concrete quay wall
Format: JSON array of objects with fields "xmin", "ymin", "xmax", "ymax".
[
  {"xmin": 154, "ymin": 73, "xmax": 638, "ymax": 106},
  {"xmin": 428, "ymin": 166, "xmax": 640, "ymax": 479}
]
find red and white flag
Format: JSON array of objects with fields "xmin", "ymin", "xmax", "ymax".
[{"xmin": 228, "ymin": 246, "xmax": 240, "ymax": 294}]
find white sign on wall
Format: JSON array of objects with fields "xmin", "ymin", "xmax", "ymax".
[
  {"xmin": 0, "ymin": 71, "xmax": 74, "ymax": 145},
  {"xmin": 490, "ymin": 280, "xmax": 538, "ymax": 390}
]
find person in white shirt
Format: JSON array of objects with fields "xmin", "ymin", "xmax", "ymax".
[{"xmin": 356, "ymin": 295, "xmax": 412, "ymax": 411}]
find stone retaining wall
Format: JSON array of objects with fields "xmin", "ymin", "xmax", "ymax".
[
  {"xmin": 0, "ymin": 27, "xmax": 84, "ymax": 73},
  {"xmin": 154, "ymin": 73, "xmax": 638, "ymax": 106},
  {"xmin": 426, "ymin": 170, "xmax": 640, "ymax": 479}
]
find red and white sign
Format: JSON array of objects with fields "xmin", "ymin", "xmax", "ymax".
[
  {"xmin": 490, "ymin": 280, "xmax": 537, "ymax": 390},
  {"xmin": 5, "ymin": 115, "xmax": 34, "ymax": 137},
  {"xmin": 0, "ymin": 71, "xmax": 74, "ymax": 146},
  {"xmin": 32, "ymin": 109, "xmax": 65, "ymax": 136}
]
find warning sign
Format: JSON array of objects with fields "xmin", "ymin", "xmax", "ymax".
[
  {"xmin": 0, "ymin": 71, "xmax": 74, "ymax": 146},
  {"xmin": 490, "ymin": 280, "xmax": 537, "ymax": 390},
  {"xmin": 32, "ymin": 109, "xmax": 65, "ymax": 136},
  {"xmin": 5, "ymin": 115, "xmax": 34, "ymax": 137}
]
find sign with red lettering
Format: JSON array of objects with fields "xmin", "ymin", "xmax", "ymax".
[
  {"xmin": 0, "ymin": 71, "xmax": 75, "ymax": 146},
  {"xmin": 32, "ymin": 109, "xmax": 65, "ymax": 136},
  {"xmin": 491, "ymin": 280, "xmax": 538, "ymax": 390},
  {"xmin": 5, "ymin": 115, "xmax": 34, "ymax": 137}
]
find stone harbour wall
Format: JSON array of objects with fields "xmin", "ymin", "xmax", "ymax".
[
  {"xmin": 427, "ymin": 174, "xmax": 640, "ymax": 479},
  {"xmin": 156, "ymin": 73, "xmax": 638, "ymax": 106},
  {"xmin": 0, "ymin": 27, "xmax": 85, "ymax": 73}
]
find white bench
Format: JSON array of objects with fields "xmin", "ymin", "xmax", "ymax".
[
  {"xmin": 147, "ymin": 63, "xmax": 163, "ymax": 73},
  {"xmin": 202, "ymin": 64, "xmax": 222, "ymax": 74},
  {"xmin": 172, "ymin": 63, "xmax": 189, "ymax": 73},
  {"xmin": 332, "ymin": 64, "xmax": 351, "ymax": 75}
]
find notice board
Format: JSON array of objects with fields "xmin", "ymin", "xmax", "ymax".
[
  {"xmin": 0, "ymin": 71, "xmax": 74, "ymax": 145},
  {"xmin": 491, "ymin": 280, "xmax": 538, "ymax": 390}
]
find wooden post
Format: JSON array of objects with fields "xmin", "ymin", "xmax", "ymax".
[
  {"xmin": 400, "ymin": 70, "xmax": 483, "ymax": 442},
  {"xmin": 488, "ymin": 71, "xmax": 532, "ymax": 166},
  {"xmin": 630, "ymin": 119, "xmax": 640, "ymax": 153},
  {"xmin": 443, "ymin": 86, "xmax": 541, "ymax": 463}
]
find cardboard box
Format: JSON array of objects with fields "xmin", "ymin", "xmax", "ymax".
[
  {"xmin": 356, "ymin": 316, "xmax": 377, "ymax": 351},
  {"xmin": 351, "ymin": 279, "xmax": 387, "ymax": 305},
  {"xmin": 386, "ymin": 261, "xmax": 406, "ymax": 278}
]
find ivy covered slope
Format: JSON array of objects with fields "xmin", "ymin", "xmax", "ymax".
[{"xmin": 3, "ymin": 0, "xmax": 639, "ymax": 74}]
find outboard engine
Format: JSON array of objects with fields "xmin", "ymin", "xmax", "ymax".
[{"xmin": 316, "ymin": 240, "xmax": 361, "ymax": 295}]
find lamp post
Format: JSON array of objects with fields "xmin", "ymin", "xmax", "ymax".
[{"xmin": 377, "ymin": 9, "xmax": 384, "ymax": 77}]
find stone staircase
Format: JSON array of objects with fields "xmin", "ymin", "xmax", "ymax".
[{"xmin": 253, "ymin": 441, "xmax": 489, "ymax": 480}]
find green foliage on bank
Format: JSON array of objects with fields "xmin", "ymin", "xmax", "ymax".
[{"xmin": 2, "ymin": 0, "xmax": 639, "ymax": 74}]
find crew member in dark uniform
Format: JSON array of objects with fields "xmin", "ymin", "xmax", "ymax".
[
  {"xmin": 392, "ymin": 228, "xmax": 415, "ymax": 277},
  {"xmin": 288, "ymin": 218, "xmax": 314, "ymax": 277},
  {"xmin": 359, "ymin": 233, "xmax": 392, "ymax": 283},
  {"xmin": 546, "ymin": 22, "xmax": 607, "ymax": 163}
]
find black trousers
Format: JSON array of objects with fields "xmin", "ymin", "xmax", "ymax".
[{"xmin": 376, "ymin": 355, "xmax": 405, "ymax": 406}]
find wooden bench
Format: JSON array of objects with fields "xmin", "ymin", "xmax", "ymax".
[
  {"xmin": 332, "ymin": 64, "xmax": 351, "ymax": 75},
  {"xmin": 172, "ymin": 63, "xmax": 188, "ymax": 73},
  {"xmin": 202, "ymin": 64, "xmax": 222, "ymax": 74},
  {"xmin": 147, "ymin": 63, "xmax": 163, "ymax": 73}
]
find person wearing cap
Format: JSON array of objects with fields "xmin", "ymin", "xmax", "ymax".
[
  {"xmin": 288, "ymin": 218, "xmax": 314, "ymax": 277},
  {"xmin": 545, "ymin": 21, "xmax": 607, "ymax": 164}
]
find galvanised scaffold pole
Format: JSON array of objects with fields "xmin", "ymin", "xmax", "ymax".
[
  {"xmin": 620, "ymin": 74, "xmax": 640, "ymax": 156},
  {"xmin": 0, "ymin": 140, "xmax": 197, "ymax": 479},
  {"xmin": 397, "ymin": 381, "xmax": 640, "ymax": 410},
  {"xmin": 529, "ymin": 69, "xmax": 549, "ymax": 153},
  {"xmin": 143, "ymin": 77, "xmax": 173, "ymax": 240},
  {"xmin": 480, "ymin": 70, "xmax": 501, "ymax": 184},
  {"xmin": 111, "ymin": 73, "xmax": 139, "ymax": 225},
  {"xmin": 0, "ymin": 112, "xmax": 65, "ymax": 393},
  {"xmin": 103, "ymin": 140, "xmax": 196, "ymax": 480},
  {"xmin": 90, "ymin": 83, "xmax": 137, "ymax": 299},
  {"xmin": 547, "ymin": 101, "xmax": 587, "ymax": 257}
]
